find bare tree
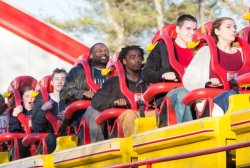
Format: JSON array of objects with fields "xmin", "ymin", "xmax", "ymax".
[
  {"xmin": 154, "ymin": 0, "xmax": 164, "ymax": 29},
  {"xmin": 102, "ymin": 0, "xmax": 125, "ymax": 46}
]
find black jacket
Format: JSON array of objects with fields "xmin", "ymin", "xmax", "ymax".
[
  {"xmin": 32, "ymin": 94, "xmax": 66, "ymax": 133},
  {"xmin": 142, "ymin": 41, "xmax": 180, "ymax": 107},
  {"xmin": 92, "ymin": 76, "xmax": 148, "ymax": 112},
  {"xmin": 9, "ymin": 107, "xmax": 32, "ymax": 133},
  {"xmin": 60, "ymin": 65, "xmax": 89, "ymax": 105},
  {"xmin": 142, "ymin": 41, "xmax": 177, "ymax": 83}
]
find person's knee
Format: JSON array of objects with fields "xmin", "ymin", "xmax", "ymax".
[
  {"xmin": 176, "ymin": 88, "xmax": 189, "ymax": 97},
  {"xmin": 84, "ymin": 107, "xmax": 99, "ymax": 119},
  {"xmin": 167, "ymin": 88, "xmax": 188, "ymax": 98},
  {"xmin": 226, "ymin": 90, "xmax": 237, "ymax": 97},
  {"xmin": 215, "ymin": 90, "xmax": 237, "ymax": 101}
]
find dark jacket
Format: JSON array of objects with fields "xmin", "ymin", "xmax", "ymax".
[
  {"xmin": 142, "ymin": 41, "xmax": 177, "ymax": 83},
  {"xmin": 92, "ymin": 76, "xmax": 148, "ymax": 112},
  {"xmin": 9, "ymin": 107, "xmax": 32, "ymax": 133},
  {"xmin": 32, "ymin": 94, "xmax": 66, "ymax": 133},
  {"xmin": 142, "ymin": 41, "xmax": 179, "ymax": 107},
  {"xmin": 60, "ymin": 63, "xmax": 107, "ymax": 106},
  {"xmin": 60, "ymin": 65, "xmax": 89, "ymax": 105}
]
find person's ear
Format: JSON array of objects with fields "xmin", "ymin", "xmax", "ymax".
[
  {"xmin": 90, "ymin": 53, "xmax": 93, "ymax": 59},
  {"xmin": 176, "ymin": 25, "xmax": 181, "ymax": 34},
  {"xmin": 122, "ymin": 58, "xmax": 127, "ymax": 65},
  {"xmin": 50, "ymin": 80, "xmax": 54, "ymax": 86},
  {"xmin": 214, "ymin": 28, "xmax": 220, "ymax": 36}
]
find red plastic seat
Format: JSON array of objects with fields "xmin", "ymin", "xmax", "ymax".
[
  {"xmin": 239, "ymin": 27, "xmax": 250, "ymax": 44},
  {"xmin": 196, "ymin": 21, "xmax": 213, "ymax": 36},
  {"xmin": 22, "ymin": 75, "xmax": 91, "ymax": 153},
  {"xmin": 144, "ymin": 24, "xmax": 195, "ymax": 127},
  {"xmin": 152, "ymin": 24, "xmax": 185, "ymax": 80},
  {"xmin": 183, "ymin": 22, "xmax": 250, "ymax": 117},
  {"xmin": 38, "ymin": 75, "xmax": 53, "ymax": 93},
  {"xmin": 0, "ymin": 76, "xmax": 37, "ymax": 160},
  {"xmin": 95, "ymin": 61, "xmax": 136, "ymax": 138},
  {"xmin": 95, "ymin": 60, "xmax": 156, "ymax": 138}
]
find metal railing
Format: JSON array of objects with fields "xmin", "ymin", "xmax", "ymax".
[{"xmin": 108, "ymin": 141, "xmax": 250, "ymax": 168}]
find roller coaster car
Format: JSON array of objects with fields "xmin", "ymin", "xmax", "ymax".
[
  {"xmin": 0, "ymin": 76, "xmax": 37, "ymax": 161},
  {"xmin": 230, "ymin": 73, "xmax": 250, "ymax": 167},
  {"xmin": 22, "ymin": 75, "xmax": 77, "ymax": 154},
  {"xmin": 95, "ymin": 60, "xmax": 154, "ymax": 138},
  {"xmin": 183, "ymin": 22, "xmax": 250, "ymax": 118},
  {"xmin": 95, "ymin": 24, "xmax": 199, "ymax": 136},
  {"xmin": 131, "ymin": 23, "xmax": 250, "ymax": 168},
  {"xmin": 59, "ymin": 53, "xmax": 98, "ymax": 146},
  {"xmin": 53, "ymin": 60, "xmax": 144, "ymax": 167},
  {"xmin": 145, "ymin": 24, "xmax": 194, "ymax": 127},
  {"xmin": 72, "ymin": 54, "xmax": 100, "ymax": 145},
  {"xmin": 22, "ymin": 58, "xmax": 137, "ymax": 168}
]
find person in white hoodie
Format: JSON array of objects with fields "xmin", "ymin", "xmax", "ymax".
[{"xmin": 183, "ymin": 17, "xmax": 244, "ymax": 116}]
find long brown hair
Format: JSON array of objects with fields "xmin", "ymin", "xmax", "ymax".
[{"xmin": 211, "ymin": 17, "xmax": 234, "ymax": 43}]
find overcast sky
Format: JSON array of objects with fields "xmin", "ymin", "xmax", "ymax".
[{"xmin": 6, "ymin": 0, "xmax": 84, "ymax": 21}]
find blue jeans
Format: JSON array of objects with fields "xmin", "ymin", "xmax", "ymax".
[
  {"xmin": 83, "ymin": 106, "xmax": 105, "ymax": 142},
  {"xmin": 166, "ymin": 87, "xmax": 192, "ymax": 123},
  {"xmin": 213, "ymin": 90, "xmax": 237, "ymax": 112}
]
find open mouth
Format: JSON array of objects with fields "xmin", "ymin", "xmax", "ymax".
[
  {"xmin": 28, "ymin": 101, "xmax": 33, "ymax": 106},
  {"xmin": 100, "ymin": 56, "xmax": 108, "ymax": 60}
]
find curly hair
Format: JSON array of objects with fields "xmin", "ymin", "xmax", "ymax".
[{"xmin": 118, "ymin": 45, "xmax": 144, "ymax": 62}]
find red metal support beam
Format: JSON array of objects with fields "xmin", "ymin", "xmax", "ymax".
[
  {"xmin": 0, "ymin": 1, "xmax": 90, "ymax": 64},
  {"xmin": 109, "ymin": 141, "xmax": 250, "ymax": 168}
]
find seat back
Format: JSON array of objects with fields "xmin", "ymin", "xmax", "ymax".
[
  {"xmin": 151, "ymin": 24, "xmax": 191, "ymax": 81},
  {"xmin": 95, "ymin": 60, "xmax": 144, "ymax": 138},
  {"xmin": 182, "ymin": 23, "xmax": 250, "ymax": 118},
  {"xmin": 38, "ymin": 75, "xmax": 53, "ymax": 93},
  {"xmin": 197, "ymin": 33, "xmax": 250, "ymax": 90},
  {"xmin": 239, "ymin": 27, "xmax": 250, "ymax": 44},
  {"xmin": 106, "ymin": 60, "xmax": 141, "ymax": 110},
  {"xmin": 7, "ymin": 76, "xmax": 37, "ymax": 133},
  {"xmin": 74, "ymin": 53, "xmax": 100, "ymax": 92},
  {"xmin": 196, "ymin": 21, "xmax": 213, "ymax": 36}
]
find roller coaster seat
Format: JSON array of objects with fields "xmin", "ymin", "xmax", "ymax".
[
  {"xmin": 37, "ymin": 75, "xmax": 53, "ymax": 93},
  {"xmin": 145, "ymin": 23, "xmax": 201, "ymax": 127},
  {"xmin": 183, "ymin": 27, "xmax": 250, "ymax": 117},
  {"xmin": 239, "ymin": 26, "xmax": 250, "ymax": 44},
  {"xmin": 196, "ymin": 21, "xmax": 213, "ymax": 36},
  {"xmin": 22, "ymin": 75, "xmax": 80, "ymax": 154},
  {"xmin": 7, "ymin": 76, "xmax": 37, "ymax": 133},
  {"xmin": 62, "ymin": 53, "xmax": 105, "ymax": 145},
  {"xmin": 0, "ymin": 76, "xmax": 37, "ymax": 160}
]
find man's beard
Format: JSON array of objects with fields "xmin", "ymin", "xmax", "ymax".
[{"xmin": 92, "ymin": 55, "xmax": 109, "ymax": 67}]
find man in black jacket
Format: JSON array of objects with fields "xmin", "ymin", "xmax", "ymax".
[
  {"xmin": 59, "ymin": 43, "xmax": 109, "ymax": 128},
  {"xmin": 83, "ymin": 45, "xmax": 147, "ymax": 142},
  {"xmin": 32, "ymin": 68, "xmax": 67, "ymax": 154},
  {"xmin": 142, "ymin": 14, "xmax": 197, "ymax": 126}
]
